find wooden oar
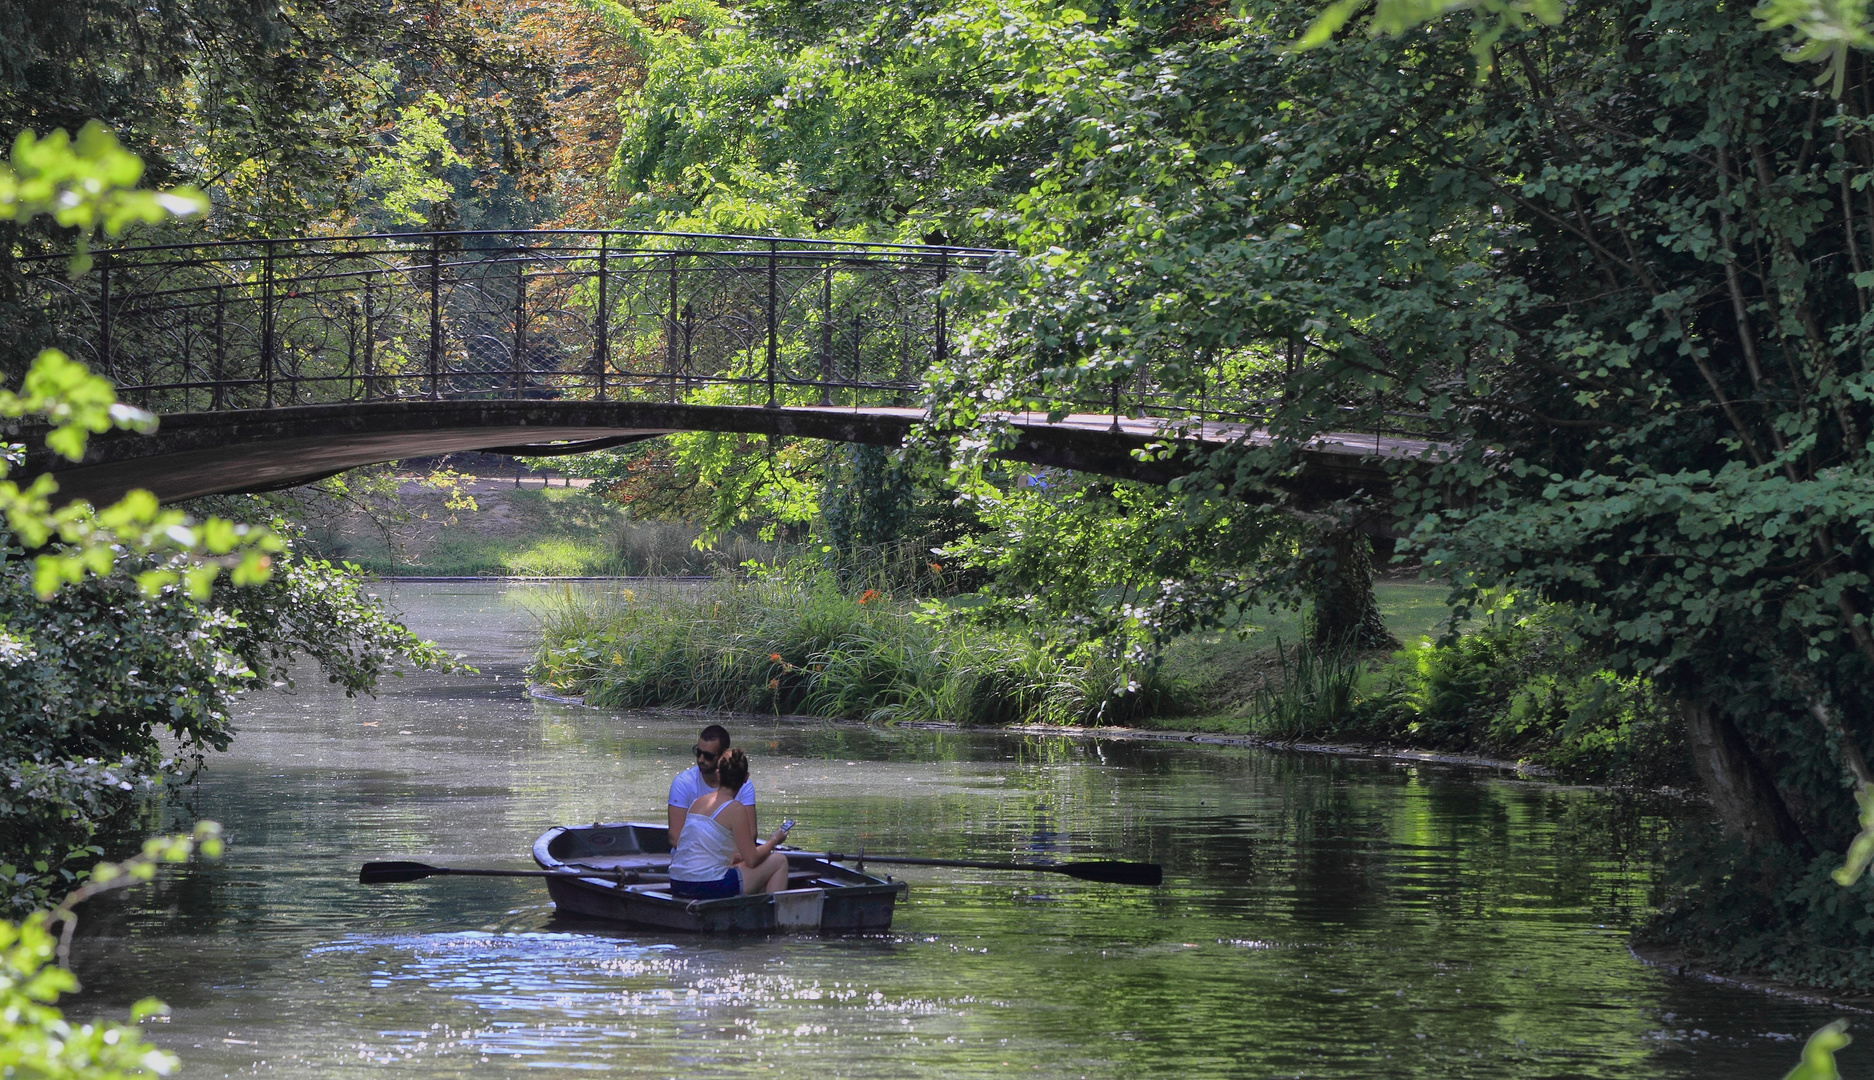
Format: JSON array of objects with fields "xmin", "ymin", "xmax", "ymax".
[
  {"xmin": 359, "ymin": 861, "xmax": 664, "ymax": 885},
  {"xmin": 802, "ymin": 851, "xmax": 1163, "ymax": 887},
  {"xmin": 362, "ymin": 855, "xmax": 1162, "ymax": 887}
]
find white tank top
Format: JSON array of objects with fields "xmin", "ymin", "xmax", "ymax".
[{"xmin": 669, "ymin": 800, "xmax": 738, "ymax": 880}]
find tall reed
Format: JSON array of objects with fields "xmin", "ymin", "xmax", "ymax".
[
  {"xmin": 531, "ymin": 566, "xmax": 1179, "ymax": 726},
  {"xmin": 1244, "ymin": 638, "xmax": 1364, "ymax": 742},
  {"xmin": 609, "ymin": 521, "xmax": 797, "ymax": 575}
]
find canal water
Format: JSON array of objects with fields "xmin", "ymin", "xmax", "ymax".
[{"xmin": 70, "ymin": 582, "xmax": 1846, "ymax": 1078}]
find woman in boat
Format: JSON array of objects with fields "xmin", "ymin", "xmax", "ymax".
[{"xmin": 667, "ymin": 748, "xmax": 792, "ymax": 899}]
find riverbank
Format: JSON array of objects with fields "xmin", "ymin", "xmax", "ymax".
[
  {"xmin": 528, "ymin": 682, "xmax": 1554, "ymax": 775},
  {"xmin": 527, "ymin": 568, "xmax": 1682, "ymax": 785},
  {"xmin": 1628, "ymin": 943, "xmax": 1874, "ymax": 1015}
]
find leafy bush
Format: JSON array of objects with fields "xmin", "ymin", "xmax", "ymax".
[
  {"xmin": 532, "ymin": 565, "xmax": 1182, "ymax": 726},
  {"xmin": 0, "ymin": 530, "xmax": 450, "ymax": 912},
  {"xmin": 1640, "ymin": 834, "xmax": 1874, "ymax": 993},
  {"xmin": 1214, "ymin": 602, "xmax": 1686, "ymax": 784},
  {"xmin": 1348, "ymin": 607, "xmax": 1686, "ymax": 783}
]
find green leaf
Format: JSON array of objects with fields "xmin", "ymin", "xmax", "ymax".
[
  {"xmin": 1784, "ymin": 1020, "xmax": 1852, "ymax": 1080},
  {"xmin": 1292, "ymin": 0, "xmax": 1372, "ymax": 51}
]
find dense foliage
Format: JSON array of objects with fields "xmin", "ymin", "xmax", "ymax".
[
  {"xmin": 878, "ymin": 0, "xmax": 1874, "ymax": 982},
  {"xmin": 594, "ymin": 0, "xmax": 1038, "ymax": 241},
  {"xmin": 0, "ymin": 530, "xmax": 449, "ymax": 912},
  {"xmin": 0, "ymin": 0, "xmax": 552, "ymax": 234},
  {"xmin": 0, "ymin": 0, "xmax": 561, "ymax": 383},
  {"xmin": 946, "ymin": 469, "xmax": 1298, "ymax": 648},
  {"xmin": 577, "ymin": 0, "xmax": 1874, "ymax": 984}
]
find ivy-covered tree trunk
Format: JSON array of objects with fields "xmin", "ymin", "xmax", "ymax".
[
  {"xmin": 1308, "ymin": 527, "xmax": 1397, "ymax": 651},
  {"xmin": 820, "ymin": 444, "xmax": 915, "ymax": 552},
  {"xmin": 1679, "ymin": 699, "xmax": 1808, "ymax": 851}
]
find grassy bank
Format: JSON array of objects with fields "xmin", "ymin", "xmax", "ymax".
[
  {"xmin": 531, "ymin": 569, "xmax": 1684, "ymax": 786},
  {"xmin": 533, "ymin": 569, "xmax": 1185, "ymax": 726},
  {"xmin": 532, "ymin": 571, "xmax": 1461, "ymax": 730}
]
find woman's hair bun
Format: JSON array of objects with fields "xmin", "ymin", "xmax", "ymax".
[{"xmin": 716, "ymin": 748, "xmax": 750, "ymax": 792}]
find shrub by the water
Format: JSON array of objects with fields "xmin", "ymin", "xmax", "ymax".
[
  {"xmin": 531, "ymin": 566, "xmax": 1180, "ymax": 726},
  {"xmin": 1227, "ymin": 604, "xmax": 1686, "ymax": 787},
  {"xmin": 1358, "ymin": 608, "xmax": 1685, "ymax": 784},
  {"xmin": 1636, "ymin": 835, "xmax": 1874, "ymax": 993},
  {"xmin": 0, "ymin": 532, "xmax": 450, "ymax": 913}
]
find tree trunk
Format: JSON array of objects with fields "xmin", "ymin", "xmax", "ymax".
[
  {"xmin": 1308, "ymin": 527, "xmax": 1399, "ymax": 651},
  {"xmin": 1680, "ymin": 698, "xmax": 1808, "ymax": 850}
]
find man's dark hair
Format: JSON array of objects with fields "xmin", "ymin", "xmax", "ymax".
[{"xmin": 699, "ymin": 724, "xmax": 731, "ymax": 749}]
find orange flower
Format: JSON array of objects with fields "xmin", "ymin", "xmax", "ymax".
[
  {"xmin": 928, "ymin": 562, "xmax": 943, "ymax": 573},
  {"xmin": 768, "ymin": 678, "xmax": 780, "ymax": 690},
  {"xmin": 769, "ymin": 652, "xmax": 783, "ymax": 662},
  {"xmin": 858, "ymin": 589, "xmax": 881, "ymax": 604}
]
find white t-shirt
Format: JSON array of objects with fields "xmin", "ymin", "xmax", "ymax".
[{"xmin": 668, "ymin": 765, "xmax": 755, "ymax": 811}]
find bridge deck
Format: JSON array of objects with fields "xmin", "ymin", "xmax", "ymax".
[{"xmin": 11, "ymin": 400, "xmax": 1437, "ymax": 509}]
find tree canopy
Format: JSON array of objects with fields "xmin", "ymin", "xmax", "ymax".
[{"xmin": 568, "ymin": 0, "xmax": 1874, "ymax": 977}]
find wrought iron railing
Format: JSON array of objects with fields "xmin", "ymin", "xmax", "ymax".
[
  {"xmin": 9, "ymin": 228, "xmax": 1444, "ymax": 448},
  {"xmin": 12, "ymin": 230, "xmax": 1003, "ymax": 413}
]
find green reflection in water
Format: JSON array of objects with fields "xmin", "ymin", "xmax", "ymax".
[{"xmin": 60, "ymin": 583, "xmax": 1844, "ymax": 1078}]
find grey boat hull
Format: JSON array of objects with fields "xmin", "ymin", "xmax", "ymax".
[{"xmin": 533, "ymin": 822, "xmax": 906, "ymax": 934}]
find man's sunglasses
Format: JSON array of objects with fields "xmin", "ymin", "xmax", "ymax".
[{"xmin": 693, "ymin": 746, "xmax": 720, "ymax": 761}]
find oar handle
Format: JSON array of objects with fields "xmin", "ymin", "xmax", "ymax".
[
  {"xmin": 358, "ymin": 860, "xmax": 670, "ymax": 885},
  {"xmin": 434, "ymin": 868, "xmax": 583, "ymax": 879},
  {"xmin": 797, "ymin": 852, "xmax": 1162, "ymax": 885},
  {"xmin": 818, "ymin": 853, "xmax": 1046, "ymax": 872}
]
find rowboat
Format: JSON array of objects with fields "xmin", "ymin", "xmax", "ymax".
[{"xmin": 531, "ymin": 821, "xmax": 908, "ymax": 933}]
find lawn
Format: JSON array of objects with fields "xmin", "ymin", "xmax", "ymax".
[{"xmin": 303, "ymin": 485, "xmax": 630, "ymax": 576}]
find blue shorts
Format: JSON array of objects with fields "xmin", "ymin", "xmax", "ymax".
[{"xmin": 670, "ymin": 868, "xmax": 741, "ymax": 899}]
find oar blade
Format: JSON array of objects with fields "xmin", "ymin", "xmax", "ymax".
[
  {"xmin": 1060, "ymin": 861, "xmax": 1163, "ymax": 887},
  {"xmin": 359, "ymin": 861, "xmax": 438, "ymax": 885}
]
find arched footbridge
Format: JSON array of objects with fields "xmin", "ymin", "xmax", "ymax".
[{"xmin": 5, "ymin": 230, "xmax": 1438, "ymax": 508}]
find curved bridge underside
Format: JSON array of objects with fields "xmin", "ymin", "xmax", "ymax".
[{"xmin": 11, "ymin": 400, "xmax": 1434, "ymax": 512}]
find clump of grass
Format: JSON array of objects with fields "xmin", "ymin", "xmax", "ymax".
[
  {"xmin": 1243, "ymin": 638, "xmax": 1364, "ymax": 742},
  {"xmin": 531, "ymin": 565, "xmax": 1180, "ymax": 726}
]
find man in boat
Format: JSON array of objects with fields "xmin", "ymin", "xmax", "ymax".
[{"xmin": 668, "ymin": 723, "xmax": 755, "ymax": 846}]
